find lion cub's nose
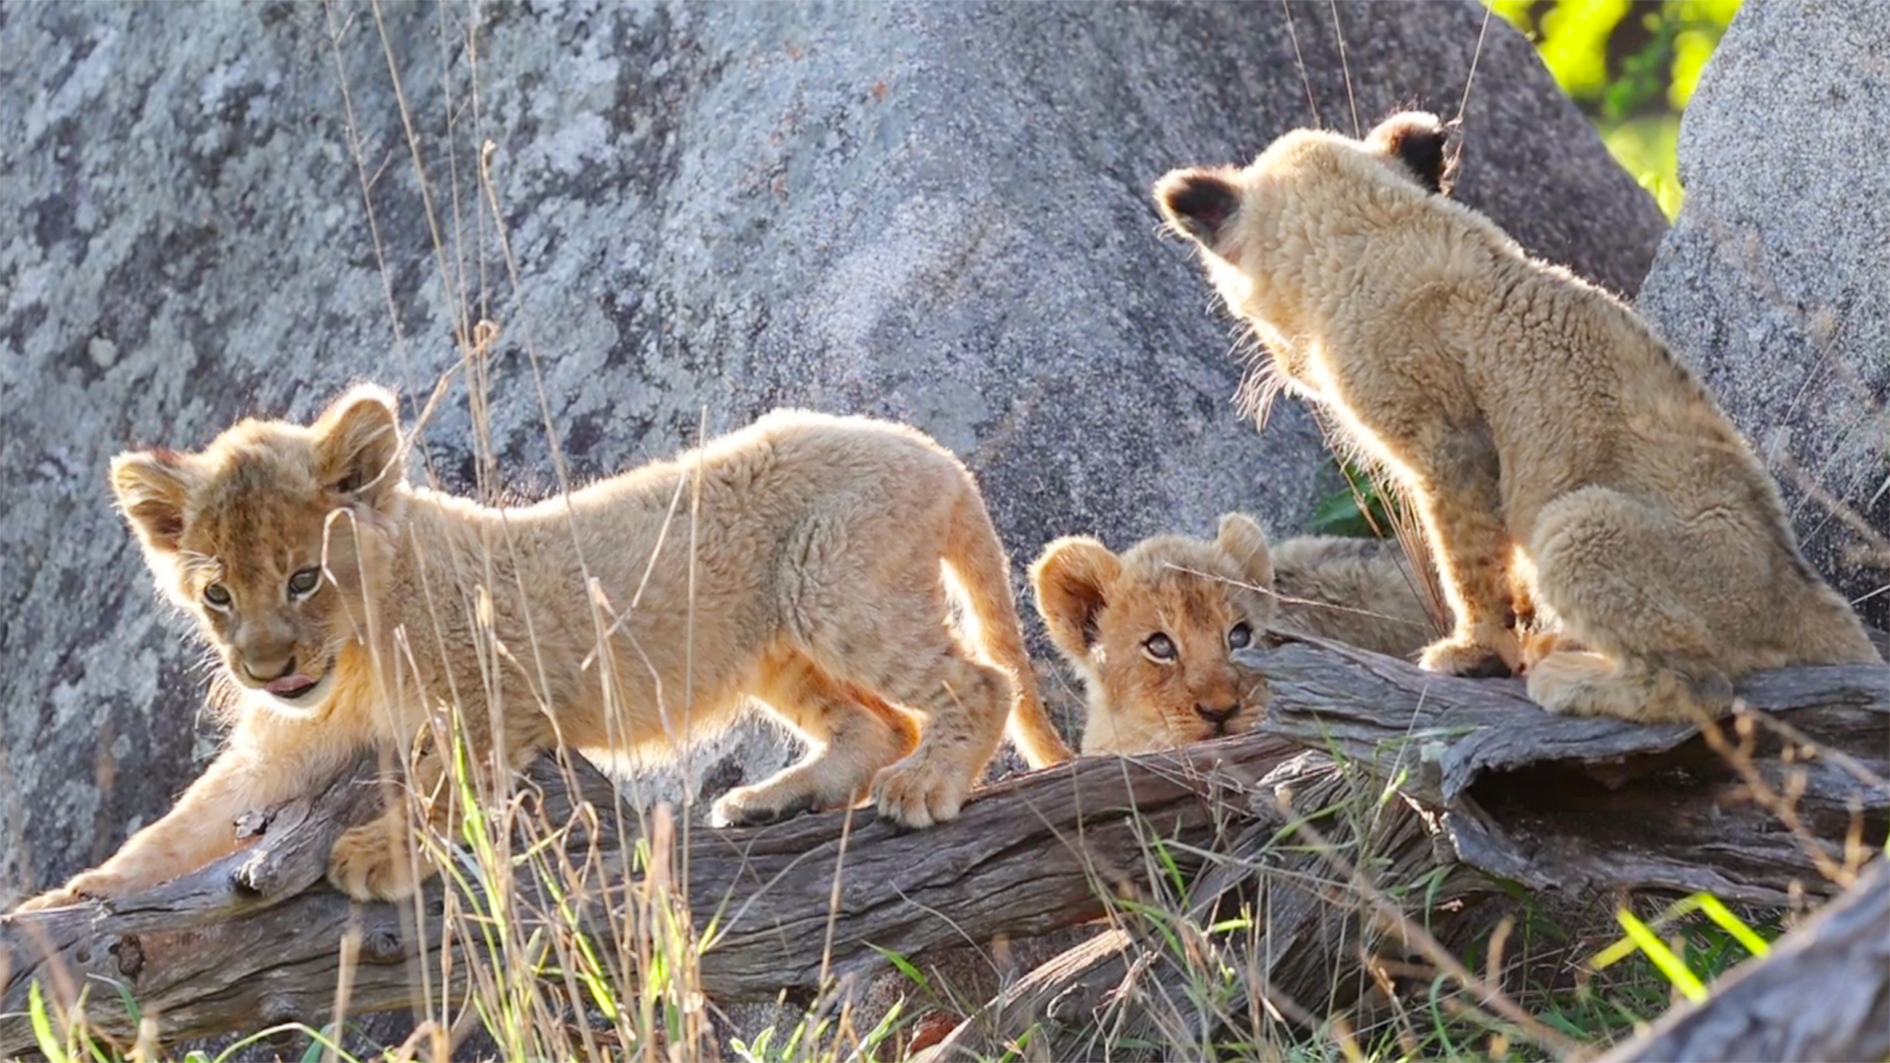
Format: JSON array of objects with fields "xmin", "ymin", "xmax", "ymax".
[
  {"xmin": 1194, "ymin": 702, "xmax": 1240, "ymax": 726},
  {"xmin": 245, "ymin": 656, "xmax": 297, "ymax": 683}
]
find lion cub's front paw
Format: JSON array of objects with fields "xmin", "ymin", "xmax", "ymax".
[
  {"xmin": 872, "ymin": 756, "xmax": 968, "ymax": 829},
  {"xmin": 327, "ymin": 822, "xmax": 425, "ymax": 902},
  {"xmin": 12, "ymin": 868, "xmax": 135, "ymax": 913},
  {"xmin": 708, "ymin": 786, "xmax": 821, "ymax": 829},
  {"xmin": 12, "ymin": 886, "xmax": 89, "ymax": 913},
  {"xmin": 1419, "ymin": 629, "xmax": 1520, "ymax": 679}
]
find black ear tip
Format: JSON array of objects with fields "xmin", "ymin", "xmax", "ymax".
[
  {"xmin": 1368, "ymin": 111, "xmax": 1454, "ymax": 195},
  {"xmin": 1155, "ymin": 169, "xmax": 1240, "ymax": 248}
]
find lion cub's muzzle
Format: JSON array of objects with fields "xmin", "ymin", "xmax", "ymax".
[
  {"xmin": 232, "ymin": 647, "xmax": 332, "ymax": 708},
  {"xmin": 241, "ymin": 653, "xmax": 297, "ymax": 684},
  {"xmin": 1195, "ymin": 700, "xmax": 1243, "ymax": 737},
  {"xmin": 1191, "ymin": 675, "xmax": 1266, "ymax": 741}
]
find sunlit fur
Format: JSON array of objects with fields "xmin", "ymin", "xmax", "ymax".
[
  {"xmin": 1031, "ymin": 514, "xmax": 1435, "ymax": 754},
  {"xmin": 16, "ymin": 387, "xmax": 1071, "ymax": 909},
  {"xmin": 1154, "ymin": 112, "xmax": 1881, "ymax": 723}
]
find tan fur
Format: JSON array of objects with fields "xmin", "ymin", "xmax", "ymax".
[
  {"xmin": 1030, "ymin": 513, "xmax": 1435, "ymax": 754},
  {"xmin": 17, "ymin": 388, "xmax": 1071, "ymax": 909},
  {"xmin": 1154, "ymin": 112, "xmax": 1881, "ymax": 723}
]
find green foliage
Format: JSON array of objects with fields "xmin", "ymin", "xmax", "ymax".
[
  {"xmin": 1306, "ymin": 459, "xmax": 1397, "ymax": 539},
  {"xmin": 28, "ymin": 981, "xmax": 68, "ymax": 1063},
  {"xmin": 1488, "ymin": 0, "xmax": 1743, "ymax": 219},
  {"xmin": 1352, "ymin": 893, "xmax": 1783, "ymax": 1062},
  {"xmin": 1587, "ymin": 892, "xmax": 1775, "ymax": 1001},
  {"xmin": 1611, "ymin": 910, "xmax": 1709, "ymax": 1001}
]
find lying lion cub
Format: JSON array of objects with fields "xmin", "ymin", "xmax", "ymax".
[
  {"xmin": 17, "ymin": 387, "xmax": 1071, "ymax": 909},
  {"xmin": 1155, "ymin": 112, "xmax": 1880, "ymax": 722},
  {"xmin": 1032, "ymin": 513, "xmax": 1436, "ymax": 753}
]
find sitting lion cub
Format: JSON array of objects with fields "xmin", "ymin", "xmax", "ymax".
[
  {"xmin": 17, "ymin": 387, "xmax": 1071, "ymax": 909},
  {"xmin": 1031, "ymin": 513, "xmax": 1436, "ymax": 753},
  {"xmin": 1154, "ymin": 112, "xmax": 1881, "ymax": 722}
]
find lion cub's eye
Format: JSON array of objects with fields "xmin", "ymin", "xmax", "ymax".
[
  {"xmin": 287, "ymin": 566, "xmax": 322, "ymax": 599},
  {"xmin": 1228, "ymin": 622, "xmax": 1253, "ymax": 650},
  {"xmin": 203, "ymin": 584, "xmax": 232, "ymax": 609},
  {"xmin": 1142, "ymin": 633, "xmax": 1178, "ymax": 662}
]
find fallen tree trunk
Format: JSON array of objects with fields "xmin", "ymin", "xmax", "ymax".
[
  {"xmin": 919, "ymin": 640, "xmax": 1888, "ymax": 1060},
  {"xmin": 2, "ymin": 639, "xmax": 1883, "ymax": 1054},
  {"xmin": 1248, "ymin": 641, "xmax": 1888, "ymax": 906},
  {"xmin": 913, "ymin": 750, "xmax": 1496, "ymax": 1062},
  {"xmin": 0, "ymin": 736, "xmax": 1304, "ymax": 1054}
]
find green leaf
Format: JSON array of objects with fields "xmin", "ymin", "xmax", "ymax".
[
  {"xmin": 1615, "ymin": 909, "xmax": 1708, "ymax": 1001},
  {"xmin": 867, "ymin": 943, "xmax": 931, "ymax": 992},
  {"xmin": 28, "ymin": 981, "xmax": 70, "ymax": 1063},
  {"xmin": 1690, "ymin": 894, "xmax": 1770, "ymax": 958}
]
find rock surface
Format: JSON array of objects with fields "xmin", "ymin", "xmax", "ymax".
[
  {"xmin": 0, "ymin": 0, "xmax": 1664, "ymax": 901},
  {"xmin": 1637, "ymin": 0, "xmax": 1890, "ymax": 630}
]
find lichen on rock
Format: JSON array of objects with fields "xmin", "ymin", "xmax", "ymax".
[{"xmin": 0, "ymin": 1, "xmax": 1665, "ymax": 902}]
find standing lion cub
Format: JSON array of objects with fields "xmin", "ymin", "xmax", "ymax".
[
  {"xmin": 17, "ymin": 387, "xmax": 1070, "ymax": 909},
  {"xmin": 1154, "ymin": 112, "xmax": 1880, "ymax": 722}
]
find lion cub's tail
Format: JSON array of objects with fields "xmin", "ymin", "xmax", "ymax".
[{"xmin": 943, "ymin": 489, "xmax": 1075, "ymax": 769}]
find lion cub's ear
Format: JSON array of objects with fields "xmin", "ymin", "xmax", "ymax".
[
  {"xmin": 111, "ymin": 450, "xmax": 197, "ymax": 555},
  {"xmin": 1215, "ymin": 513, "xmax": 1275, "ymax": 592},
  {"xmin": 314, "ymin": 384, "xmax": 403, "ymax": 505},
  {"xmin": 1030, "ymin": 537, "xmax": 1124, "ymax": 661},
  {"xmin": 1364, "ymin": 111, "xmax": 1454, "ymax": 195},
  {"xmin": 1154, "ymin": 166, "xmax": 1242, "ymax": 252}
]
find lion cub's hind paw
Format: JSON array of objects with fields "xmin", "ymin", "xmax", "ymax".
[
  {"xmin": 327, "ymin": 821, "xmax": 424, "ymax": 902},
  {"xmin": 1526, "ymin": 650, "xmax": 1730, "ymax": 725},
  {"xmin": 872, "ymin": 757, "xmax": 968, "ymax": 829},
  {"xmin": 1419, "ymin": 635, "xmax": 1516, "ymax": 679},
  {"xmin": 1518, "ymin": 627, "xmax": 1585, "ymax": 673}
]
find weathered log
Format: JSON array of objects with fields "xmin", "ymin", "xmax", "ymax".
[
  {"xmin": 0, "ymin": 752, "xmax": 410, "ymax": 1055},
  {"xmin": 1247, "ymin": 640, "xmax": 1888, "ymax": 906},
  {"xmin": 914, "ymin": 751, "xmax": 1546, "ymax": 1063},
  {"xmin": 1597, "ymin": 857, "xmax": 1890, "ymax": 1063},
  {"xmin": 0, "ymin": 737, "xmax": 1303, "ymax": 1055},
  {"xmin": 919, "ymin": 639, "xmax": 1887, "ymax": 1059},
  {"xmin": 914, "ymin": 752, "xmax": 1459, "ymax": 1062},
  {"xmin": 1, "ymin": 640, "xmax": 1882, "ymax": 1054}
]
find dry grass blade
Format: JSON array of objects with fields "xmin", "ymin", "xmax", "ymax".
[{"xmin": 1275, "ymin": 803, "xmax": 1580, "ymax": 1058}]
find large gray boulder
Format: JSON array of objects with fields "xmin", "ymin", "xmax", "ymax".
[
  {"xmin": 1638, "ymin": 0, "xmax": 1889, "ymax": 630},
  {"xmin": 0, "ymin": 0, "xmax": 1664, "ymax": 900}
]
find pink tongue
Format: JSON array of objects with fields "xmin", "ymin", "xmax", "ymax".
[{"xmin": 267, "ymin": 674, "xmax": 315, "ymax": 696}]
